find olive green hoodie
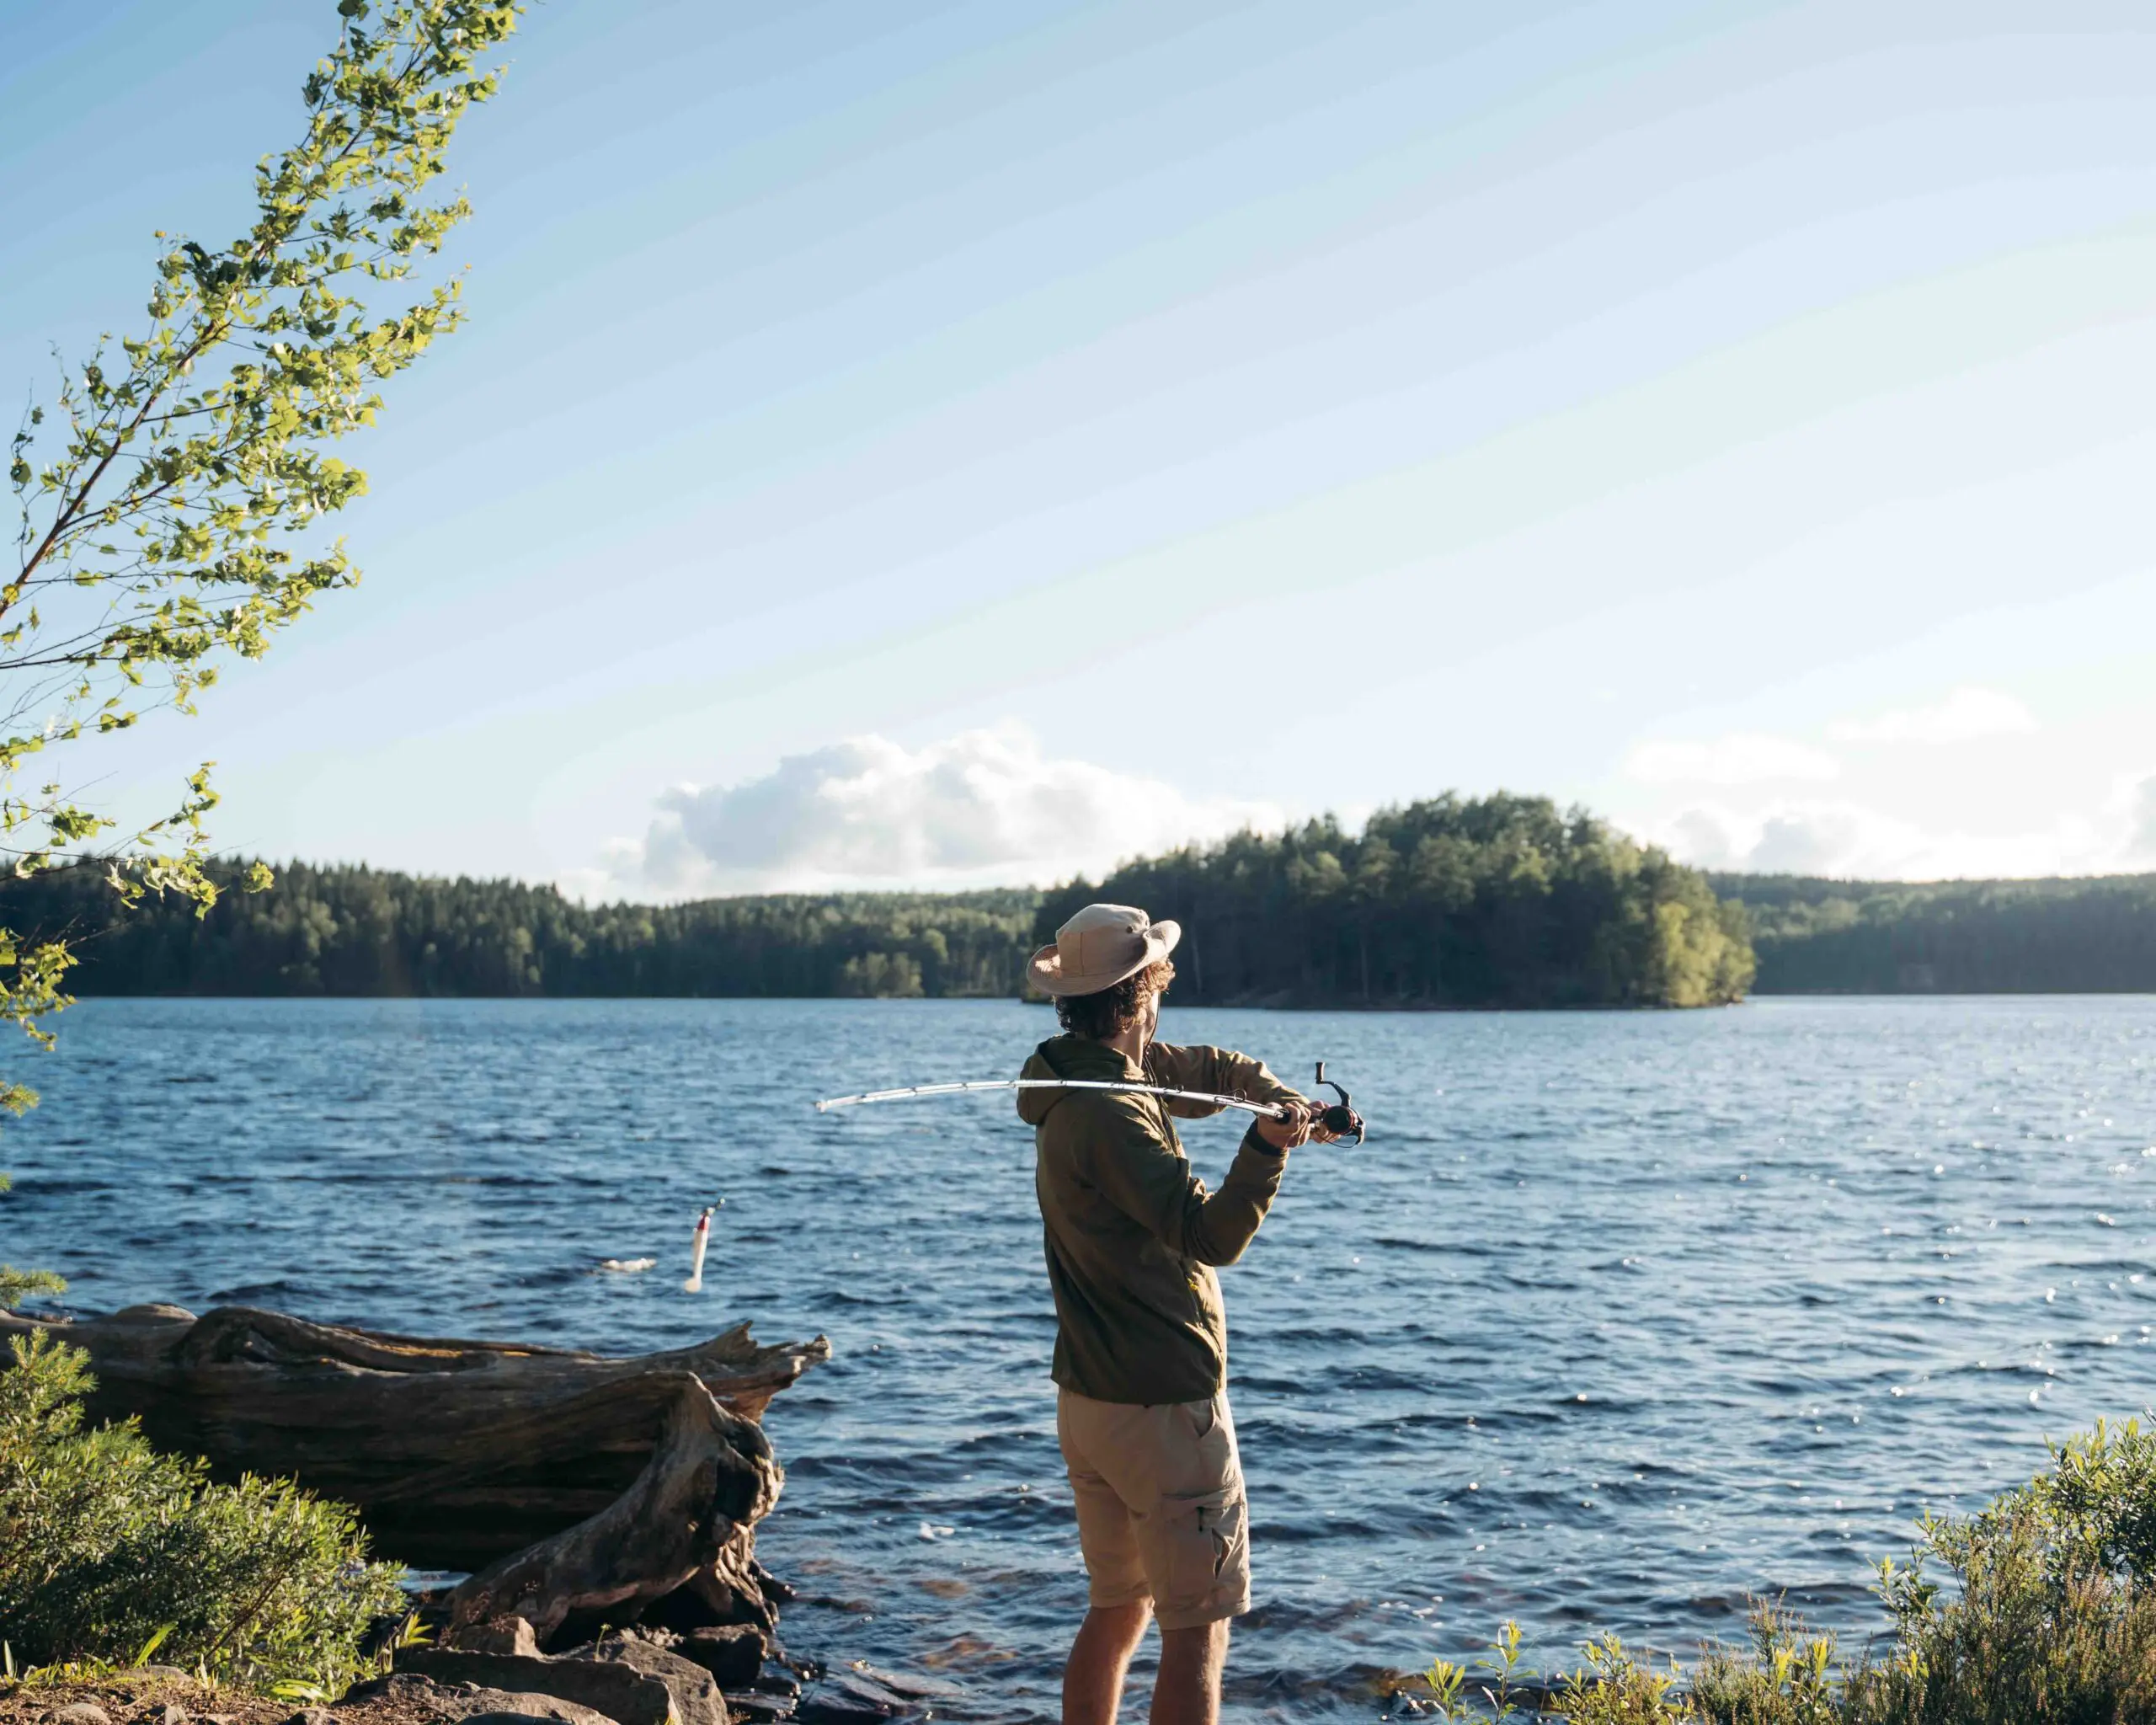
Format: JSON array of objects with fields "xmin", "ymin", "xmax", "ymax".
[{"xmin": 1019, "ymin": 1035, "xmax": 1304, "ymax": 1405}]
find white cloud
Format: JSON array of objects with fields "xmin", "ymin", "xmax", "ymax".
[
  {"xmin": 1653, "ymin": 798, "xmax": 2120, "ymax": 880},
  {"xmin": 2121, "ymin": 774, "xmax": 2156, "ymax": 867},
  {"xmin": 1665, "ymin": 809, "xmax": 1743, "ymax": 869},
  {"xmin": 1623, "ymin": 732, "xmax": 1840, "ymax": 786},
  {"xmin": 582, "ymin": 724, "xmax": 1282, "ymax": 899},
  {"xmin": 1827, "ymin": 686, "xmax": 2037, "ymax": 745}
]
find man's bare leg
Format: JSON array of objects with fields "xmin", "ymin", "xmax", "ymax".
[
  {"xmin": 1065, "ymin": 1602, "xmax": 1151, "ymax": 1725},
  {"xmin": 1151, "ymin": 1620, "xmax": 1230, "ymax": 1725}
]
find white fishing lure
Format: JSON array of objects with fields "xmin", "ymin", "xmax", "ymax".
[{"xmin": 682, "ymin": 1203, "xmax": 718, "ymax": 1293}]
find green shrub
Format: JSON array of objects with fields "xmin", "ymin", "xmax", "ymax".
[
  {"xmin": 1451, "ymin": 1419, "xmax": 2156, "ymax": 1723},
  {"xmin": 1689, "ymin": 1604, "xmax": 1838, "ymax": 1725},
  {"xmin": 1839, "ymin": 1419, "xmax": 2156, "ymax": 1723},
  {"xmin": 0, "ymin": 1332, "xmax": 406, "ymax": 1692},
  {"xmin": 0, "ymin": 1173, "xmax": 64, "ymax": 1314},
  {"xmin": 0, "ymin": 1266, "xmax": 63, "ymax": 1313},
  {"xmin": 1556, "ymin": 1632, "xmax": 1694, "ymax": 1723},
  {"xmin": 1424, "ymin": 1619, "xmax": 1540, "ymax": 1718}
]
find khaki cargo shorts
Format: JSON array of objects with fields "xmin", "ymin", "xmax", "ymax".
[{"xmin": 1056, "ymin": 1386, "xmax": 1251, "ymax": 1631}]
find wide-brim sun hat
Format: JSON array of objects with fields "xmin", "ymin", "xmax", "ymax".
[{"xmin": 1027, "ymin": 902, "xmax": 1182, "ymax": 997}]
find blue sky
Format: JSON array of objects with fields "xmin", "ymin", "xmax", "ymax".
[{"xmin": 4, "ymin": 0, "xmax": 2154, "ymax": 895}]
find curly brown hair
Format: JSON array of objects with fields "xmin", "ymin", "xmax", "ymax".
[{"xmin": 1054, "ymin": 959, "xmax": 1176, "ymax": 1042}]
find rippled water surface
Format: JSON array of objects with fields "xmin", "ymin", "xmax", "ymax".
[{"xmin": 7, "ymin": 996, "xmax": 2156, "ymax": 1719}]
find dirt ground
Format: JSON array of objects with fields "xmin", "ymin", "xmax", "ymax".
[{"xmin": 0, "ymin": 1674, "xmax": 437, "ymax": 1725}]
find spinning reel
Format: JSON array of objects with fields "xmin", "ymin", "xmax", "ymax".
[{"xmin": 1310, "ymin": 1061, "xmax": 1366, "ymax": 1147}]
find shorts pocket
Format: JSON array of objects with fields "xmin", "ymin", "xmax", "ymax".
[
  {"xmin": 1161, "ymin": 1485, "xmax": 1246, "ymax": 1602},
  {"xmin": 1180, "ymin": 1397, "xmax": 1218, "ymax": 1440}
]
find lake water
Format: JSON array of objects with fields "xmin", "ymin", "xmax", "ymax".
[{"xmin": 4, "ymin": 996, "xmax": 2155, "ymax": 1721}]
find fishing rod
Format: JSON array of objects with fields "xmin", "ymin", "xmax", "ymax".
[{"xmin": 817, "ymin": 1061, "xmax": 1365, "ymax": 1146}]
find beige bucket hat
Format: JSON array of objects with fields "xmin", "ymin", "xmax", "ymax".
[{"xmin": 1027, "ymin": 902, "xmax": 1182, "ymax": 997}]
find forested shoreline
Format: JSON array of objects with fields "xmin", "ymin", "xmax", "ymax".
[
  {"xmin": 1715, "ymin": 872, "xmax": 2156, "ymax": 994},
  {"xmin": 0, "ymin": 862, "xmax": 1038, "ymax": 1000},
  {"xmin": 0, "ymin": 796, "xmax": 1749, "ymax": 1008},
  {"xmin": 7, "ymin": 807, "xmax": 2153, "ymax": 1006}
]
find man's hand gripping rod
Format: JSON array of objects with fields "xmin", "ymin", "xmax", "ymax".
[{"xmin": 816, "ymin": 1062, "xmax": 1366, "ymax": 1146}]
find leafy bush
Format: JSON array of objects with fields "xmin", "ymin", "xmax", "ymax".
[
  {"xmin": 1559, "ymin": 1633, "xmax": 1693, "ymax": 1724},
  {"xmin": 1838, "ymin": 1418, "xmax": 2156, "ymax": 1724},
  {"xmin": 1425, "ymin": 1618, "xmax": 1539, "ymax": 1718},
  {"xmin": 1688, "ymin": 1604, "xmax": 1838, "ymax": 1725},
  {"xmin": 0, "ymin": 1332, "xmax": 405, "ymax": 1692},
  {"xmin": 1428, "ymin": 1418, "xmax": 2156, "ymax": 1723},
  {"xmin": 0, "ymin": 1173, "xmax": 64, "ymax": 1314}
]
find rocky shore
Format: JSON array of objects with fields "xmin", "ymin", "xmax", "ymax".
[
  {"xmin": 0, "ymin": 1640, "xmax": 963, "ymax": 1725},
  {"xmin": 0, "ymin": 1300, "xmax": 974, "ymax": 1722}
]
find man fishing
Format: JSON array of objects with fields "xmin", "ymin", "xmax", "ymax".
[{"xmin": 1017, "ymin": 902, "xmax": 1335, "ymax": 1725}]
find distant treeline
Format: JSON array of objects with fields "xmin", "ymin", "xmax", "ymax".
[
  {"xmin": 1714, "ymin": 872, "xmax": 2156, "ymax": 994},
  {"xmin": 11, "ymin": 830, "xmax": 2153, "ymax": 1005},
  {"xmin": 0, "ymin": 794, "xmax": 1752, "ymax": 1007},
  {"xmin": 0, "ymin": 863, "xmax": 1036, "ymax": 999}
]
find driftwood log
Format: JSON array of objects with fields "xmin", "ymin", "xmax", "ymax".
[
  {"xmin": 444, "ymin": 1375, "xmax": 778, "ymax": 1641},
  {"xmin": 1, "ymin": 1302, "xmax": 829, "ymax": 1642}
]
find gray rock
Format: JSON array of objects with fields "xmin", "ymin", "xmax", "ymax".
[
  {"xmin": 458, "ymin": 1715, "xmax": 567, "ymax": 1725},
  {"xmin": 551, "ymin": 1627, "xmax": 676, "ymax": 1664},
  {"xmin": 462, "ymin": 1693, "xmax": 622, "ymax": 1725},
  {"xmin": 47, "ymin": 1705, "xmax": 112, "ymax": 1725},
  {"xmin": 452, "ymin": 1618, "xmax": 541, "ymax": 1658},
  {"xmin": 392, "ymin": 1653, "xmax": 675, "ymax": 1725},
  {"xmin": 587, "ymin": 1632, "xmax": 730, "ymax": 1725},
  {"xmin": 790, "ymin": 1670, "xmax": 930, "ymax": 1724},
  {"xmin": 335, "ymin": 1674, "xmax": 437, "ymax": 1712},
  {"xmin": 791, "ymin": 1696, "xmax": 889, "ymax": 1724},
  {"xmin": 157, "ymin": 1704, "xmax": 189, "ymax": 1725},
  {"xmin": 825, "ymin": 1673, "xmax": 910, "ymax": 1714},
  {"xmin": 673, "ymin": 1627, "xmax": 766, "ymax": 1690},
  {"xmin": 792, "ymin": 1670, "xmax": 947, "ymax": 1720},
  {"xmin": 338, "ymin": 1674, "xmax": 619, "ymax": 1725},
  {"xmin": 844, "ymin": 1670, "xmax": 958, "ymax": 1705},
  {"xmin": 280, "ymin": 1709, "xmax": 334, "ymax": 1725},
  {"xmin": 718, "ymin": 1700, "xmax": 792, "ymax": 1725}
]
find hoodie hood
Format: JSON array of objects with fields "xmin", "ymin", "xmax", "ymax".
[{"xmin": 1016, "ymin": 1035, "xmax": 1143, "ymax": 1125}]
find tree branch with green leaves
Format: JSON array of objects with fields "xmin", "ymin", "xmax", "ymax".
[
  {"xmin": 0, "ymin": 0, "xmax": 519, "ymax": 1114},
  {"xmin": 0, "ymin": 1173, "xmax": 66, "ymax": 1311}
]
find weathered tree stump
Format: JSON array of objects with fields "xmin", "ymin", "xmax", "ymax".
[
  {"xmin": 444, "ymin": 1373, "xmax": 776, "ymax": 1640},
  {"xmin": 1, "ymin": 1302, "xmax": 829, "ymax": 1641}
]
